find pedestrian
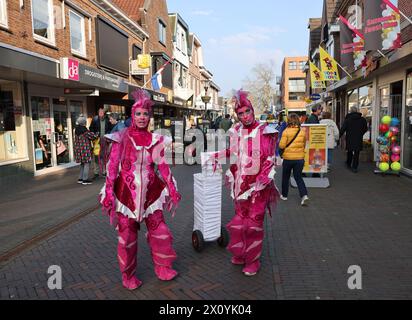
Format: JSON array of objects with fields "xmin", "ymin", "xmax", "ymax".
[
  {"xmin": 219, "ymin": 114, "xmax": 233, "ymax": 132},
  {"xmin": 275, "ymin": 112, "xmax": 287, "ymax": 156},
  {"xmin": 100, "ymin": 89, "xmax": 181, "ymax": 290},
  {"xmin": 279, "ymin": 113, "xmax": 309, "ymax": 206},
  {"xmin": 108, "ymin": 112, "xmax": 126, "ymax": 133},
  {"xmin": 306, "ymin": 106, "xmax": 322, "ymax": 124},
  {"xmin": 90, "ymin": 107, "xmax": 111, "ymax": 179},
  {"xmin": 320, "ymin": 111, "xmax": 339, "ymax": 169},
  {"xmin": 74, "ymin": 115, "xmax": 96, "ymax": 185},
  {"xmin": 210, "ymin": 90, "xmax": 279, "ymax": 276},
  {"xmin": 339, "ymin": 105, "xmax": 368, "ymax": 173}
]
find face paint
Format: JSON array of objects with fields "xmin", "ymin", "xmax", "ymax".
[
  {"xmin": 133, "ymin": 107, "xmax": 150, "ymax": 129},
  {"xmin": 236, "ymin": 106, "xmax": 255, "ymax": 126}
]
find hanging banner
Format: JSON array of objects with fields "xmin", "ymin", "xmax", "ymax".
[
  {"xmin": 339, "ymin": 16, "xmax": 367, "ymax": 70},
  {"xmin": 319, "ymin": 47, "xmax": 340, "ymax": 81},
  {"xmin": 302, "ymin": 124, "xmax": 328, "ymax": 174},
  {"xmin": 364, "ymin": 0, "xmax": 402, "ymax": 51},
  {"xmin": 309, "ymin": 62, "xmax": 326, "ymax": 89}
]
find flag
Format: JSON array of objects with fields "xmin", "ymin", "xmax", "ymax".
[
  {"xmin": 309, "ymin": 62, "xmax": 326, "ymax": 89},
  {"xmin": 364, "ymin": 0, "xmax": 402, "ymax": 51},
  {"xmin": 151, "ymin": 67, "xmax": 163, "ymax": 91},
  {"xmin": 319, "ymin": 47, "xmax": 340, "ymax": 81},
  {"xmin": 339, "ymin": 15, "xmax": 366, "ymax": 70},
  {"xmin": 150, "ymin": 58, "xmax": 173, "ymax": 91}
]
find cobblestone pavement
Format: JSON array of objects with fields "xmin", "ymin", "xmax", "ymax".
[{"xmin": 1, "ymin": 151, "xmax": 412, "ymax": 300}]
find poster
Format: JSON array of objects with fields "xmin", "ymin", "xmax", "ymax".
[{"xmin": 302, "ymin": 124, "xmax": 328, "ymax": 174}]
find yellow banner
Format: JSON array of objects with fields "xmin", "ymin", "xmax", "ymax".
[
  {"xmin": 319, "ymin": 47, "xmax": 340, "ymax": 81},
  {"xmin": 303, "ymin": 124, "xmax": 328, "ymax": 173},
  {"xmin": 137, "ymin": 54, "xmax": 151, "ymax": 69},
  {"xmin": 310, "ymin": 62, "xmax": 326, "ymax": 89}
]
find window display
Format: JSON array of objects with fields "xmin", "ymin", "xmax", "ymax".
[{"xmin": 0, "ymin": 80, "xmax": 27, "ymax": 163}]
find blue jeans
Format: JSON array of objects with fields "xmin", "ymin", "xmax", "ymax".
[
  {"xmin": 328, "ymin": 149, "xmax": 333, "ymax": 165},
  {"xmin": 282, "ymin": 159, "xmax": 308, "ymax": 198}
]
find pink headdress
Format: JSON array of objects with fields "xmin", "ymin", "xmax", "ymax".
[
  {"xmin": 232, "ymin": 89, "xmax": 254, "ymax": 112},
  {"xmin": 131, "ymin": 89, "xmax": 154, "ymax": 115}
]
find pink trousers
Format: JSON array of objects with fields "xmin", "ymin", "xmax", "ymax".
[
  {"xmin": 226, "ymin": 198, "xmax": 267, "ymax": 273},
  {"xmin": 117, "ymin": 210, "xmax": 177, "ymax": 285}
]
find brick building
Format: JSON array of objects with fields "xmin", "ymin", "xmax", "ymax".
[{"xmin": 0, "ymin": 0, "xmax": 148, "ymax": 181}]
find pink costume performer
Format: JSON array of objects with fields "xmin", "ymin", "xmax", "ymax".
[
  {"xmin": 213, "ymin": 90, "xmax": 279, "ymax": 276},
  {"xmin": 100, "ymin": 89, "xmax": 181, "ymax": 290}
]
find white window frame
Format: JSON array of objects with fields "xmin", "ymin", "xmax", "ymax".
[
  {"xmin": 69, "ymin": 9, "xmax": 86, "ymax": 57},
  {"xmin": 0, "ymin": 0, "xmax": 8, "ymax": 28},
  {"xmin": 158, "ymin": 19, "xmax": 166, "ymax": 45},
  {"xmin": 31, "ymin": 0, "xmax": 56, "ymax": 46}
]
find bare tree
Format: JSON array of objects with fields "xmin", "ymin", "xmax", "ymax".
[{"xmin": 242, "ymin": 60, "xmax": 278, "ymax": 114}]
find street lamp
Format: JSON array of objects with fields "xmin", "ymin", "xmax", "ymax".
[{"xmin": 201, "ymin": 80, "xmax": 211, "ymax": 120}]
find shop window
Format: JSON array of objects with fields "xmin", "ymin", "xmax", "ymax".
[
  {"xmin": 31, "ymin": 96, "xmax": 52, "ymax": 170},
  {"xmin": 347, "ymin": 84, "xmax": 373, "ymax": 143},
  {"xmin": 0, "ymin": 0, "xmax": 8, "ymax": 28},
  {"xmin": 0, "ymin": 80, "xmax": 27, "ymax": 164},
  {"xmin": 31, "ymin": 0, "xmax": 55, "ymax": 45},
  {"xmin": 69, "ymin": 10, "xmax": 86, "ymax": 57}
]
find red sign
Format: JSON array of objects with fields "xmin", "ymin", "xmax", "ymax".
[{"xmin": 67, "ymin": 58, "xmax": 79, "ymax": 81}]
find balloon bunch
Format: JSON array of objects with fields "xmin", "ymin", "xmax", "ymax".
[{"xmin": 377, "ymin": 116, "xmax": 401, "ymax": 173}]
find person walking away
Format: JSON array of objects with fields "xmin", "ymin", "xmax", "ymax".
[
  {"xmin": 74, "ymin": 115, "xmax": 96, "ymax": 185},
  {"xmin": 320, "ymin": 111, "xmax": 339, "ymax": 169},
  {"xmin": 306, "ymin": 106, "xmax": 322, "ymax": 124},
  {"xmin": 90, "ymin": 107, "xmax": 111, "ymax": 178},
  {"xmin": 279, "ymin": 113, "xmax": 309, "ymax": 206},
  {"xmin": 339, "ymin": 106, "xmax": 368, "ymax": 173}
]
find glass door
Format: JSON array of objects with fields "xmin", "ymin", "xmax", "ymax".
[
  {"xmin": 52, "ymin": 98, "xmax": 70, "ymax": 165},
  {"xmin": 404, "ymin": 72, "xmax": 412, "ymax": 171},
  {"xmin": 69, "ymin": 100, "xmax": 84, "ymax": 161},
  {"xmin": 31, "ymin": 96, "xmax": 53, "ymax": 171}
]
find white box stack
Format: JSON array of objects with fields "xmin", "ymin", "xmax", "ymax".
[{"xmin": 193, "ymin": 152, "xmax": 223, "ymax": 241}]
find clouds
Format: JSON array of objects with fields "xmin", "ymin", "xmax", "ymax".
[{"xmin": 205, "ymin": 26, "xmax": 286, "ymax": 93}]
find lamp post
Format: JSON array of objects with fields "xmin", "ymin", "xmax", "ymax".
[{"xmin": 201, "ymin": 80, "xmax": 211, "ymax": 121}]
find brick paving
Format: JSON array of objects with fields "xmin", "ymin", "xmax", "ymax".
[{"xmin": 1, "ymin": 150, "xmax": 412, "ymax": 300}]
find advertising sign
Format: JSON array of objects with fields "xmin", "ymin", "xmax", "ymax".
[{"xmin": 302, "ymin": 124, "xmax": 328, "ymax": 174}]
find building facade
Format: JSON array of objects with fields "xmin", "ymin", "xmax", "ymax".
[
  {"xmin": 0, "ymin": 0, "xmax": 148, "ymax": 181},
  {"xmin": 280, "ymin": 56, "xmax": 308, "ymax": 114}
]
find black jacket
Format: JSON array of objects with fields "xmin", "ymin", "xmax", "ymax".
[
  {"xmin": 340, "ymin": 112, "xmax": 368, "ymax": 151},
  {"xmin": 89, "ymin": 115, "xmax": 111, "ymax": 136}
]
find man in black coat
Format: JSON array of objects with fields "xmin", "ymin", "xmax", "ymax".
[{"xmin": 339, "ymin": 106, "xmax": 368, "ymax": 173}]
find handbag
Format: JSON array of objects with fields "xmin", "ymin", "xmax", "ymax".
[
  {"xmin": 93, "ymin": 138, "xmax": 100, "ymax": 156},
  {"xmin": 279, "ymin": 128, "xmax": 301, "ymax": 158},
  {"xmin": 56, "ymin": 141, "xmax": 67, "ymax": 155}
]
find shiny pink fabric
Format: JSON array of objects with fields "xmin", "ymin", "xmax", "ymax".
[
  {"xmin": 215, "ymin": 120, "xmax": 279, "ymax": 273},
  {"xmin": 117, "ymin": 211, "xmax": 177, "ymax": 285}
]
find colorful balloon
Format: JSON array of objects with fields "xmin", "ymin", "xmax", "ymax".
[
  {"xmin": 379, "ymin": 145, "xmax": 389, "ymax": 153},
  {"xmin": 379, "ymin": 124, "xmax": 389, "ymax": 133},
  {"xmin": 390, "ymin": 126, "xmax": 400, "ymax": 135},
  {"xmin": 385, "ymin": 131, "xmax": 393, "ymax": 139},
  {"xmin": 390, "ymin": 136, "xmax": 398, "ymax": 143},
  {"xmin": 377, "ymin": 136, "xmax": 389, "ymax": 145},
  {"xmin": 392, "ymin": 145, "xmax": 401, "ymax": 155},
  {"xmin": 381, "ymin": 116, "xmax": 392, "ymax": 125},
  {"xmin": 391, "ymin": 162, "xmax": 401, "ymax": 172},
  {"xmin": 379, "ymin": 162, "xmax": 390, "ymax": 172},
  {"xmin": 391, "ymin": 154, "xmax": 400, "ymax": 162},
  {"xmin": 380, "ymin": 154, "xmax": 390, "ymax": 162},
  {"xmin": 391, "ymin": 118, "xmax": 400, "ymax": 127}
]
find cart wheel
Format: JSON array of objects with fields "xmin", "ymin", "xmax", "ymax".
[
  {"xmin": 217, "ymin": 227, "xmax": 229, "ymax": 248},
  {"xmin": 192, "ymin": 230, "xmax": 204, "ymax": 252}
]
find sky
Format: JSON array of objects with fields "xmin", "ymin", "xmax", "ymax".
[{"xmin": 167, "ymin": 0, "xmax": 324, "ymax": 96}]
